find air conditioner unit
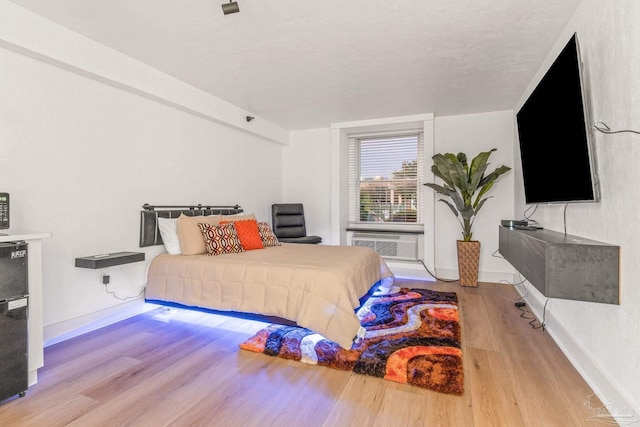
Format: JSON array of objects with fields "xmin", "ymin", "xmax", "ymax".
[{"xmin": 349, "ymin": 232, "xmax": 420, "ymax": 261}]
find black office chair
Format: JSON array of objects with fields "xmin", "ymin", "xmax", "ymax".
[{"xmin": 271, "ymin": 203, "xmax": 322, "ymax": 244}]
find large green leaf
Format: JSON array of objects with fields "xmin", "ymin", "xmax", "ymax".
[
  {"xmin": 478, "ymin": 165, "xmax": 511, "ymax": 188},
  {"xmin": 424, "ymin": 182, "xmax": 455, "ymax": 197},
  {"xmin": 473, "ymin": 197, "xmax": 491, "ymax": 216},
  {"xmin": 457, "ymin": 153, "xmax": 470, "ymax": 194},
  {"xmin": 459, "ymin": 204, "xmax": 475, "ymax": 221},
  {"xmin": 474, "ymin": 181, "xmax": 494, "ymax": 207},
  {"xmin": 424, "ymin": 148, "xmax": 511, "ymax": 242},
  {"xmin": 468, "ymin": 162, "xmax": 488, "ymax": 195},
  {"xmin": 456, "ymin": 152, "xmax": 468, "ymax": 167},
  {"xmin": 431, "ymin": 155, "xmax": 455, "ymax": 188},
  {"xmin": 444, "ymin": 153, "xmax": 459, "ymax": 163},
  {"xmin": 442, "ymin": 154, "xmax": 464, "ymax": 194},
  {"xmin": 448, "ymin": 190, "xmax": 466, "ymax": 214},
  {"xmin": 452, "ymin": 161, "xmax": 470, "ymax": 200},
  {"xmin": 469, "ymin": 149, "xmax": 495, "ymax": 178}
]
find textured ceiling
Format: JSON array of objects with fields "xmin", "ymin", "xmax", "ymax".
[{"xmin": 9, "ymin": 0, "xmax": 581, "ymax": 130}]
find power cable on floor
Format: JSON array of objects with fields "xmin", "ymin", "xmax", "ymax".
[{"xmin": 417, "ymin": 259, "xmax": 458, "ymax": 282}]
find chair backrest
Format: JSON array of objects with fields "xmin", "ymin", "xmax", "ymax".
[{"xmin": 271, "ymin": 203, "xmax": 307, "ymax": 239}]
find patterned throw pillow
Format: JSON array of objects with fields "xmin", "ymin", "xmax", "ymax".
[
  {"xmin": 257, "ymin": 222, "xmax": 281, "ymax": 247},
  {"xmin": 219, "ymin": 219, "xmax": 264, "ymax": 250},
  {"xmin": 198, "ymin": 222, "xmax": 244, "ymax": 256}
]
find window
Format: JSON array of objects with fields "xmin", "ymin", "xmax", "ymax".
[{"xmin": 348, "ymin": 132, "xmax": 424, "ymax": 226}]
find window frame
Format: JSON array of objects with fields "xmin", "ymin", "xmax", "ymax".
[{"xmin": 348, "ymin": 129, "xmax": 425, "ymax": 231}]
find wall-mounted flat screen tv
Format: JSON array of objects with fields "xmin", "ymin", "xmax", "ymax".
[{"xmin": 516, "ymin": 33, "xmax": 600, "ymax": 204}]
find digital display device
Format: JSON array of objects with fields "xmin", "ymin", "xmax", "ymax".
[
  {"xmin": 0, "ymin": 193, "xmax": 8, "ymax": 230},
  {"xmin": 516, "ymin": 33, "xmax": 599, "ymax": 204}
]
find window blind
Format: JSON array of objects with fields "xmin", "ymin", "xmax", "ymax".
[{"xmin": 348, "ymin": 131, "xmax": 424, "ymax": 226}]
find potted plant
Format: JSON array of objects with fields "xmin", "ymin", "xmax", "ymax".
[{"xmin": 424, "ymin": 149, "xmax": 511, "ymax": 286}]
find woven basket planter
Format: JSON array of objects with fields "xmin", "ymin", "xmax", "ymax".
[{"xmin": 457, "ymin": 240, "xmax": 480, "ymax": 287}]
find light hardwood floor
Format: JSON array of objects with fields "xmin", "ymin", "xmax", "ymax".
[{"xmin": 0, "ymin": 279, "xmax": 616, "ymax": 426}]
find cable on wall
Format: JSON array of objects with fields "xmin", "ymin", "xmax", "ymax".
[
  {"xmin": 102, "ymin": 274, "xmax": 145, "ymax": 301},
  {"xmin": 491, "ymin": 249, "xmax": 529, "ymax": 302},
  {"xmin": 494, "ymin": 279, "xmax": 528, "ymax": 303},
  {"xmin": 523, "ymin": 204, "xmax": 538, "ymax": 222},
  {"xmin": 594, "ymin": 122, "xmax": 640, "ymax": 135},
  {"xmin": 493, "ymin": 236, "xmax": 549, "ymax": 331},
  {"xmin": 417, "ymin": 259, "xmax": 458, "ymax": 283}
]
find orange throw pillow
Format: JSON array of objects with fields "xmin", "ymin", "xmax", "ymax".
[{"xmin": 220, "ymin": 219, "xmax": 264, "ymax": 250}]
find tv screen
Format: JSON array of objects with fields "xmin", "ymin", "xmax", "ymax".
[{"xmin": 516, "ymin": 33, "xmax": 599, "ymax": 204}]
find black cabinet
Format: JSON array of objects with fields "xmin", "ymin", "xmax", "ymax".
[
  {"xmin": 0, "ymin": 242, "xmax": 29, "ymax": 402},
  {"xmin": 0, "ymin": 300, "xmax": 28, "ymax": 402}
]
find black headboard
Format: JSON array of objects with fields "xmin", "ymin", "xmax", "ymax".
[{"xmin": 139, "ymin": 203, "xmax": 243, "ymax": 247}]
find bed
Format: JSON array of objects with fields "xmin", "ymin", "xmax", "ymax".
[{"xmin": 140, "ymin": 204, "xmax": 393, "ymax": 349}]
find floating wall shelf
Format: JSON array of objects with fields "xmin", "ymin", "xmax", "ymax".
[
  {"xmin": 75, "ymin": 251, "xmax": 145, "ymax": 269},
  {"xmin": 498, "ymin": 226, "xmax": 619, "ymax": 304}
]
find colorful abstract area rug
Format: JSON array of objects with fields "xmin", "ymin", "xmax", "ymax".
[{"xmin": 239, "ymin": 285, "xmax": 463, "ymax": 395}]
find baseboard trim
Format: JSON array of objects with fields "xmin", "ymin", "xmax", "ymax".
[
  {"xmin": 43, "ymin": 299, "xmax": 158, "ymax": 347},
  {"xmin": 434, "ymin": 268, "xmax": 515, "ymax": 284},
  {"xmin": 518, "ymin": 288, "xmax": 639, "ymax": 426},
  {"xmin": 386, "ymin": 260, "xmax": 435, "ymax": 281}
]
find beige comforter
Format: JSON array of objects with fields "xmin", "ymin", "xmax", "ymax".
[{"xmin": 145, "ymin": 244, "xmax": 393, "ymax": 349}]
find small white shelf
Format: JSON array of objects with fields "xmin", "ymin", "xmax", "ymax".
[{"xmin": 0, "ymin": 231, "xmax": 52, "ymax": 242}]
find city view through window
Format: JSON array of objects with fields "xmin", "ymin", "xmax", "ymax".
[{"xmin": 358, "ymin": 135, "xmax": 420, "ymax": 224}]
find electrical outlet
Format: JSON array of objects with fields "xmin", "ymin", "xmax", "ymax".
[{"xmin": 102, "ymin": 275, "xmax": 110, "ymax": 285}]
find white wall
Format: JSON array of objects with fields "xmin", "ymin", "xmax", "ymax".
[
  {"xmin": 8, "ymin": 2, "xmax": 635, "ymax": 416},
  {"xmin": 433, "ymin": 111, "xmax": 515, "ymax": 282},
  {"xmin": 0, "ymin": 45, "xmax": 282, "ymax": 344},
  {"xmin": 281, "ymin": 128, "xmax": 333, "ymax": 241},
  {"xmin": 513, "ymin": 0, "xmax": 640, "ymax": 420},
  {"xmin": 285, "ymin": 111, "xmax": 515, "ymax": 281},
  {"xmin": 0, "ymin": 1, "xmax": 289, "ymax": 146}
]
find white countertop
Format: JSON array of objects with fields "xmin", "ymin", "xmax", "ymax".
[{"xmin": 0, "ymin": 231, "xmax": 52, "ymax": 242}]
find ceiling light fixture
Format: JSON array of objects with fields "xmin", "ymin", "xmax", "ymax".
[{"xmin": 222, "ymin": 1, "xmax": 239, "ymax": 15}]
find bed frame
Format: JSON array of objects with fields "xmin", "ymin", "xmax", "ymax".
[
  {"xmin": 139, "ymin": 203, "xmax": 243, "ymax": 248},
  {"xmin": 139, "ymin": 202, "xmax": 383, "ymax": 330},
  {"xmin": 139, "ymin": 203, "xmax": 302, "ymax": 325}
]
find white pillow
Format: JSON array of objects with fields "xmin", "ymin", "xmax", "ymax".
[{"xmin": 158, "ymin": 217, "xmax": 181, "ymax": 255}]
